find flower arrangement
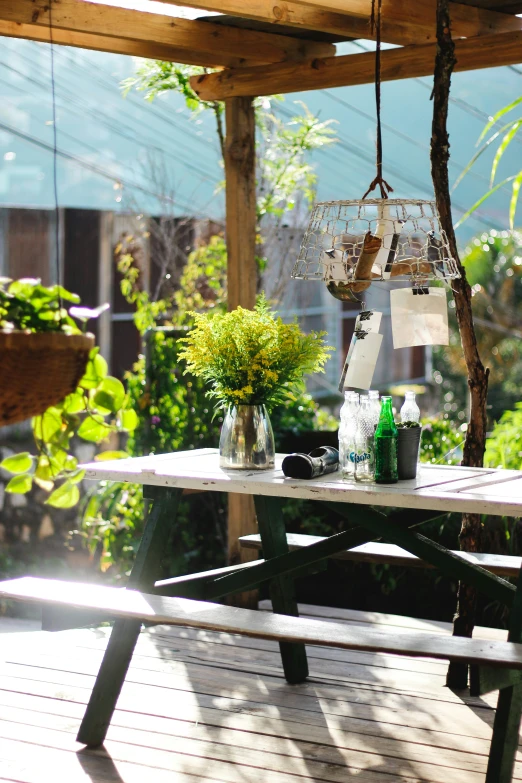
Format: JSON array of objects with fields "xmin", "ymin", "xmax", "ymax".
[{"xmin": 179, "ymin": 296, "xmax": 332, "ymax": 410}]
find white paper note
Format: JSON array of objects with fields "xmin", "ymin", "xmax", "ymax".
[
  {"xmin": 390, "ymin": 288, "xmax": 449, "ymax": 348},
  {"xmin": 344, "ymin": 331, "xmax": 383, "ymax": 390},
  {"xmin": 321, "ymin": 248, "xmax": 346, "ymax": 282}
]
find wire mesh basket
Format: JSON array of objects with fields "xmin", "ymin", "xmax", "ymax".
[{"xmin": 292, "ymin": 199, "xmax": 460, "ymax": 300}]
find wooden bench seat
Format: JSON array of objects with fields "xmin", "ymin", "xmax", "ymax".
[
  {"xmin": 1, "ymin": 575, "xmax": 522, "ymax": 669},
  {"xmin": 240, "ymin": 533, "xmax": 522, "ymax": 578}
]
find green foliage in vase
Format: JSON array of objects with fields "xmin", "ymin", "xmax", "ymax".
[
  {"xmin": 0, "ymin": 278, "xmax": 133, "ymax": 508},
  {"xmin": 179, "ymin": 296, "xmax": 332, "ymax": 409},
  {"xmin": 81, "ymin": 326, "xmax": 327, "ymax": 577}
]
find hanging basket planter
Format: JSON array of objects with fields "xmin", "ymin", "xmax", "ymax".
[{"xmin": 0, "ymin": 331, "xmax": 95, "ymax": 427}]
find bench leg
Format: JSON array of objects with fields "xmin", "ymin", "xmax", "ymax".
[
  {"xmin": 254, "ymin": 495, "xmax": 309, "ymax": 684},
  {"xmin": 77, "ymin": 486, "xmax": 182, "ymax": 747},
  {"xmin": 486, "ymin": 683, "xmax": 522, "ymax": 783}
]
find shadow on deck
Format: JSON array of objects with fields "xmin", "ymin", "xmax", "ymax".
[{"xmin": 0, "ymin": 603, "xmax": 518, "ymax": 783}]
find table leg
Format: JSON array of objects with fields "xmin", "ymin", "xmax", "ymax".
[
  {"xmin": 76, "ymin": 486, "xmax": 182, "ymax": 747},
  {"xmin": 485, "ymin": 561, "xmax": 522, "ymax": 782},
  {"xmin": 254, "ymin": 495, "xmax": 309, "ymax": 684}
]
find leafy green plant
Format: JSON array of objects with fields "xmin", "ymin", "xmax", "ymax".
[
  {"xmin": 179, "ymin": 296, "xmax": 332, "ymax": 409},
  {"xmin": 434, "ymin": 230, "xmax": 522, "ymax": 421},
  {"xmin": 420, "ymin": 417, "xmax": 464, "ymax": 465},
  {"xmin": 485, "ymin": 403, "xmax": 522, "ymax": 469},
  {"xmin": 454, "ymin": 96, "xmax": 522, "ymax": 229},
  {"xmin": 0, "ymin": 278, "xmax": 135, "ymax": 508}
]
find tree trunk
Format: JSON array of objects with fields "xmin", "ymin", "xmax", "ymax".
[{"xmin": 430, "ymin": 0, "xmax": 490, "ymax": 690}]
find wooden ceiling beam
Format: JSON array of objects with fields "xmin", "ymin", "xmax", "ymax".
[
  {"xmin": 286, "ymin": 0, "xmax": 522, "ymax": 37},
  {"xmin": 0, "ymin": 0, "xmax": 335, "ymax": 68},
  {"xmin": 0, "ymin": 19, "xmax": 236, "ymax": 67},
  {"xmin": 190, "ymin": 29, "xmax": 522, "ymax": 100},
  {"xmin": 158, "ymin": 0, "xmax": 522, "ymax": 45}
]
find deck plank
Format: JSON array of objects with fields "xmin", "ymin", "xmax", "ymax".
[{"xmin": 0, "ymin": 603, "xmax": 520, "ymax": 783}]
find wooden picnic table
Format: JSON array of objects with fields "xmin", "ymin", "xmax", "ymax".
[
  {"xmin": 26, "ymin": 447, "xmax": 518, "ymax": 780},
  {"xmin": 83, "ymin": 447, "xmax": 522, "ymax": 518}
]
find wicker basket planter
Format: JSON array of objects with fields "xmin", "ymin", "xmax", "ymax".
[{"xmin": 0, "ymin": 331, "xmax": 95, "ymax": 427}]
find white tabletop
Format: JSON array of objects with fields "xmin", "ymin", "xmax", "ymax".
[{"xmin": 82, "ymin": 448, "xmax": 522, "ymax": 517}]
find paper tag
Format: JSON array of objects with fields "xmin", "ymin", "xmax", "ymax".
[
  {"xmin": 356, "ymin": 310, "xmax": 382, "ymax": 334},
  {"xmin": 339, "ymin": 310, "xmax": 383, "ymax": 391},
  {"xmin": 390, "ymin": 288, "xmax": 449, "ymax": 348},
  {"xmin": 344, "ymin": 332, "xmax": 383, "ymax": 390},
  {"xmin": 322, "ymin": 248, "xmax": 346, "ymax": 282}
]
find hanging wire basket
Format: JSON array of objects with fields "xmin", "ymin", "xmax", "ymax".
[{"xmin": 292, "ymin": 199, "xmax": 460, "ymax": 301}]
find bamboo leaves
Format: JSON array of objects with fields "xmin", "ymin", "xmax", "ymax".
[{"xmin": 454, "ymin": 96, "xmax": 522, "ymax": 230}]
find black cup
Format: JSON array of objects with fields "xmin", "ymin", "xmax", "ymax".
[{"xmin": 397, "ymin": 427, "xmax": 422, "ymax": 480}]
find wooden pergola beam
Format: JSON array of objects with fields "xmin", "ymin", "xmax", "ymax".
[
  {"xmin": 224, "ymin": 97, "xmax": 259, "ymax": 607},
  {"xmin": 191, "ymin": 29, "xmax": 522, "ymax": 100},
  {"xmin": 0, "ymin": 19, "xmax": 238, "ymax": 68},
  {"xmin": 0, "ymin": 0, "xmax": 335, "ymax": 68},
  {"xmin": 159, "ymin": 0, "xmax": 522, "ymax": 46}
]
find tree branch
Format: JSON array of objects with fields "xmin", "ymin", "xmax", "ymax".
[{"xmin": 431, "ymin": 0, "xmax": 490, "ymax": 690}]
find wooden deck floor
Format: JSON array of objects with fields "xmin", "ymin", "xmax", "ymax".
[{"xmin": 0, "ymin": 602, "xmax": 520, "ymax": 783}]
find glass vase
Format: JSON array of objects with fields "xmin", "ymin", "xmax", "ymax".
[{"xmin": 219, "ymin": 404, "xmax": 275, "ymax": 470}]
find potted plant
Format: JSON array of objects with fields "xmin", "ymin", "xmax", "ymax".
[
  {"xmin": 0, "ymin": 277, "xmax": 137, "ymax": 508},
  {"xmin": 0, "ymin": 277, "xmax": 98, "ymax": 426},
  {"xmin": 397, "ymin": 421, "xmax": 422, "ymax": 480},
  {"xmin": 179, "ymin": 296, "xmax": 332, "ymax": 469}
]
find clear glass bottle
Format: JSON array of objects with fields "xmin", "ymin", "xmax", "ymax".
[
  {"xmin": 354, "ymin": 397, "xmax": 375, "ymax": 483},
  {"xmin": 339, "ymin": 391, "xmax": 359, "ymax": 479},
  {"xmin": 374, "ymin": 396, "xmax": 398, "ymax": 484},
  {"xmin": 400, "ymin": 391, "xmax": 420, "ymax": 424},
  {"xmin": 368, "ymin": 390, "xmax": 380, "ymax": 429}
]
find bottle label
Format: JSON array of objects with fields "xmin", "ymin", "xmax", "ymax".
[{"xmin": 350, "ymin": 450, "xmax": 372, "ymax": 464}]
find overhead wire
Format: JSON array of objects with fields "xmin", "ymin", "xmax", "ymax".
[
  {"xmin": 275, "ymin": 103, "xmax": 501, "ymax": 230},
  {"xmin": 0, "ymin": 119, "xmax": 204, "ymax": 215},
  {"xmin": 0, "ymin": 56, "xmax": 216, "ymax": 183}
]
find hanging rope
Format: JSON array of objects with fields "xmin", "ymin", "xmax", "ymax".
[
  {"xmin": 362, "ymin": 0, "xmax": 393, "ymax": 200},
  {"xmin": 47, "ymin": 1, "xmax": 64, "ymax": 308}
]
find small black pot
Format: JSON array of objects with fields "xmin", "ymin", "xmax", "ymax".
[{"xmin": 397, "ymin": 427, "xmax": 422, "ymax": 480}]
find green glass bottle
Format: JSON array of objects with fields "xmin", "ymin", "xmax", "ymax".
[{"xmin": 374, "ymin": 396, "xmax": 398, "ymax": 484}]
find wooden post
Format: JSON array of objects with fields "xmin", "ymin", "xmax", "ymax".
[
  {"xmin": 224, "ymin": 96, "xmax": 259, "ymax": 607},
  {"xmin": 431, "ymin": 0, "xmax": 490, "ymax": 690}
]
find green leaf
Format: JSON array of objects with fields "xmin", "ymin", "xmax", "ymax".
[
  {"xmin": 454, "ymin": 174, "xmax": 518, "ymax": 229},
  {"xmin": 509, "ymin": 170, "xmax": 522, "ymax": 230},
  {"xmin": 33, "ymin": 407, "xmax": 63, "ymax": 442},
  {"xmin": 46, "ymin": 481, "xmax": 80, "ymax": 509},
  {"xmin": 478, "ymin": 95, "xmax": 522, "ymax": 144},
  {"xmin": 80, "ymin": 352, "xmax": 108, "ymax": 390},
  {"xmin": 47, "ymin": 285, "xmax": 81, "ymax": 304},
  {"xmin": 35, "ymin": 456, "xmax": 52, "ymax": 481},
  {"xmin": 68, "ymin": 469, "xmax": 86, "ymax": 484},
  {"xmin": 120, "ymin": 409, "xmax": 138, "ymax": 431},
  {"xmin": 92, "ymin": 376, "xmax": 126, "ymax": 414},
  {"xmin": 452, "ymin": 119, "xmax": 522, "ymax": 193},
  {"xmin": 34, "ymin": 476, "xmax": 54, "ymax": 492},
  {"xmin": 77, "ymin": 414, "xmax": 112, "ymax": 443},
  {"xmin": 1, "ymin": 452, "xmax": 33, "ymax": 475},
  {"xmin": 8, "ymin": 278, "xmax": 41, "ymax": 298},
  {"xmin": 5, "ymin": 474, "xmax": 33, "ymax": 493},
  {"xmin": 94, "ymin": 451, "xmax": 129, "ymax": 461},
  {"xmin": 61, "ymin": 391, "xmax": 86, "ymax": 414},
  {"xmin": 490, "ymin": 121, "xmax": 522, "ymax": 187}
]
